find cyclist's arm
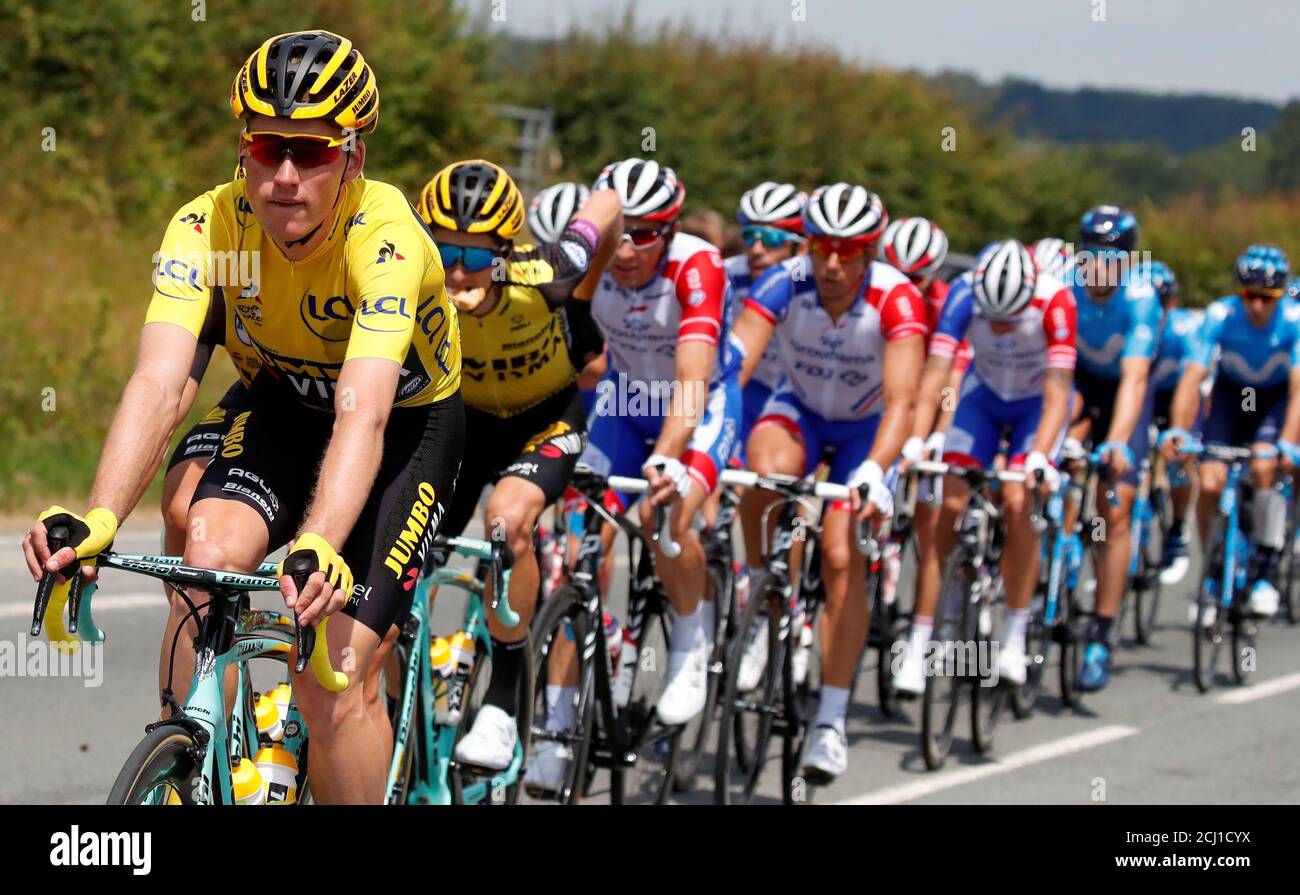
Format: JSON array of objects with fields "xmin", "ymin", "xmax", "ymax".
[
  {"xmin": 570, "ymin": 188, "xmax": 622, "ymax": 301},
  {"xmin": 935, "ymin": 356, "xmax": 967, "ymax": 432},
  {"xmin": 297, "ymin": 357, "xmax": 399, "ymax": 549},
  {"xmin": 1034, "ymin": 368, "xmax": 1072, "ymax": 455},
  {"xmin": 1169, "ymin": 362, "xmax": 1208, "ymax": 434},
  {"xmin": 1104, "ymin": 356, "xmax": 1150, "ymax": 446},
  {"xmin": 654, "ymin": 340, "xmax": 715, "ymax": 460},
  {"xmin": 733, "ymin": 305, "xmax": 775, "ymax": 388},
  {"xmin": 87, "ymin": 323, "xmax": 200, "ymax": 523},
  {"xmin": 1279, "ymin": 364, "xmax": 1300, "ymax": 446},
  {"xmin": 870, "ymin": 334, "xmax": 924, "ymax": 468},
  {"xmin": 912, "ymin": 354, "xmax": 954, "ymax": 440}
]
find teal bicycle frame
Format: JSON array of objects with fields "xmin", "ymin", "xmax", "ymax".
[{"xmin": 385, "ymin": 535, "xmax": 521, "ymax": 806}]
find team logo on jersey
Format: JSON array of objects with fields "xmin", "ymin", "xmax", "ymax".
[
  {"xmin": 357, "ymin": 296, "xmax": 411, "ymax": 333},
  {"xmin": 376, "ymin": 240, "xmax": 405, "ymax": 264},
  {"xmin": 344, "ymin": 212, "xmax": 367, "ymax": 239},
  {"xmin": 178, "ymin": 212, "xmax": 206, "ymax": 234},
  {"xmin": 821, "ymin": 328, "xmax": 846, "ymax": 349},
  {"xmin": 235, "ymin": 313, "xmax": 256, "ymax": 344},
  {"xmin": 301, "ymin": 292, "xmax": 355, "ymax": 342},
  {"xmin": 840, "ymin": 369, "xmax": 868, "ymax": 388},
  {"xmin": 687, "ymin": 289, "xmax": 706, "ymax": 307}
]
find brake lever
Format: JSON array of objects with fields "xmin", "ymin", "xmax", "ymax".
[
  {"xmin": 32, "ymin": 524, "xmax": 73, "ymax": 637},
  {"xmin": 283, "ymin": 552, "xmax": 317, "ymax": 676}
]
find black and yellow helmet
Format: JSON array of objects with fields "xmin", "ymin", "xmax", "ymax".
[
  {"xmin": 230, "ymin": 30, "xmax": 379, "ymax": 134},
  {"xmin": 418, "ymin": 160, "xmax": 525, "ymax": 239}
]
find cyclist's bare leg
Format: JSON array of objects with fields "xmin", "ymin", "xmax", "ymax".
[
  {"xmin": 739, "ymin": 425, "xmax": 805, "ymax": 567},
  {"xmin": 1094, "ymin": 483, "xmax": 1136, "ymax": 619},
  {"xmin": 817, "ymin": 509, "xmax": 868, "ymax": 688},
  {"xmin": 1000, "ymin": 481, "xmax": 1039, "ymax": 610},
  {"xmin": 639, "ymin": 477, "xmax": 710, "ymax": 615},
  {"xmin": 1196, "ymin": 461, "xmax": 1227, "ymax": 543},
  {"xmin": 483, "ymin": 475, "xmax": 546, "ymax": 641}
]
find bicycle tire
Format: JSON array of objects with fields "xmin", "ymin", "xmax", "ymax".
[
  {"xmin": 921, "ymin": 546, "xmax": 972, "ymax": 771},
  {"xmin": 714, "ymin": 571, "xmax": 782, "ymax": 804},
  {"xmin": 673, "ymin": 559, "xmax": 733, "ymax": 793},
  {"xmin": 971, "ymin": 578, "xmax": 1005, "ymax": 754},
  {"xmin": 1193, "ymin": 517, "xmax": 1228, "ymax": 693},
  {"xmin": 528, "ymin": 584, "xmax": 593, "ymax": 803},
  {"xmin": 610, "ymin": 595, "xmax": 679, "ymax": 805},
  {"xmin": 450, "ymin": 630, "xmax": 536, "ymax": 805},
  {"xmin": 1132, "ymin": 491, "xmax": 1165, "ymax": 646},
  {"xmin": 107, "ymin": 725, "xmax": 204, "ymax": 805}
]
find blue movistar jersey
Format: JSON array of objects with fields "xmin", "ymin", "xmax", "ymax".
[
  {"xmin": 1071, "ymin": 273, "xmax": 1162, "ymax": 380},
  {"xmin": 1190, "ymin": 294, "xmax": 1300, "ymax": 388},
  {"xmin": 1151, "ymin": 307, "xmax": 1203, "ymax": 392}
]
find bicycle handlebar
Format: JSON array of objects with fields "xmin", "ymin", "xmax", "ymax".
[{"xmin": 282, "ymin": 552, "xmax": 350, "ymax": 693}]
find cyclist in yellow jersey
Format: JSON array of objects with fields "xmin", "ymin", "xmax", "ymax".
[
  {"xmin": 21, "ymin": 30, "xmax": 465, "ymax": 804},
  {"xmin": 415, "ymin": 160, "xmax": 621, "ymax": 770}
]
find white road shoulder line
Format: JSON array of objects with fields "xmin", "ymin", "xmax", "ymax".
[
  {"xmin": 1214, "ymin": 670, "xmax": 1300, "ymax": 705},
  {"xmin": 0, "ymin": 592, "xmax": 165, "ymax": 621},
  {"xmin": 837, "ymin": 724, "xmax": 1141, "ymax": 805}
]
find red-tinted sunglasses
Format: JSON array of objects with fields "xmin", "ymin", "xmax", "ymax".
[
  {"xmin": 241, "ymin": 131, "xmax": 346, "ymax": 170},
  {"xmin": 811, "ymin": 236, "xmax": 871, "ymax": 262},
  {"xmin": 621, "ymin": 223, "xmax": 672, "ymax": 249}
]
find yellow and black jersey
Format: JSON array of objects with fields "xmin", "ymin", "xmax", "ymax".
[
  {"xmin": 146, "ymin": 177, "xmax": 461, "ymax": 412},
  {"xmin": 458, "ymin": 238, "xmax": 592, "ymax": 417}
]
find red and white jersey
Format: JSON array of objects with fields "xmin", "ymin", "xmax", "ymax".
[
  {"xmin": 930, "ymin": 271, "xmax": 1077, "ymax": 403},
  {"xmin": 725, "ymin": 253, "xmax": 786, "ymax": 390},
  {"xmin": 592, "ymin": 233, "xmax": 737, "ymax": 386},
  {"xmin": 922, "ymin": 277, "xmax": 972, "ymax": 373},
  {"xmin": 745, "ymin": 256, "xmax": 928, "ymax": 421}
]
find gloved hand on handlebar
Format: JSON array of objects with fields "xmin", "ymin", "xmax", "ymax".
[
  {"xmin": 279, "ymin": 532, "xmax": 354, "ymax": 626},
  {"xmin": 644, "ymin": 453, "xmax": 693, "ymax": 505},
  {"xmin": 1023, "ymin": 451, "xmax": 1060, "ymax": 492},
  {"xmin": 23, "ymin": 506, "xmax": 118, "ymax": 583},
  {"xmin": 848, "ymin": 460, "xmax": 893, "ymax": 519}
]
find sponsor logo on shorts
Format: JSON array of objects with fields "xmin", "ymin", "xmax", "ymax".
[
  {"xmin": 383, "ymin": 481, "xmax": 444, "ymax": 579},
  {"xmin": 220, "ymin": 411, "xmax": 251, "ymax": 458}
]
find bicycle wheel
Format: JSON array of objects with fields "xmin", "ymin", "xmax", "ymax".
[
  {"xmin": 107, "ymin": 724, "xmax": 203, "ymax": 805},
  {"xmin": 714, "ymin": 572, "xmax": 782, "ymax": 804},
  {"xmin": 1192, "ymin": 518, "xmax": 1228, "ymax": 694},
  {"xmin": 1014, "ymin": 536, "xmax": 1053, "ymax": 719},
  {"xmin": 1132, "ymin": 494, "xmax": 1164, "ymax": 646},
  {"xmin": 1284, "ymin": 508, "xmax": 1299, "ymax": 625},
  {"xmin": 528, "ymin": 584, "xmax": 594, "ymax": 804},
  {"xmin": 451, "ymin": 630, "xmax": 536, "ymax": 805},
  {"xmin": 673, "ymin": 559, "xmax": 732, "ymax": 793},
  {"xmin": 870, "ymin": 566, "xmax": 901, "ymax": 718},
  {"xmin": 971, "ymin": 579, "xmax": 1006, "ymax": 754},
  {"xmin": 1059, "ymin": 545, "xmax": 1092, "ymax": 708},
  {"xmin": 921, "ymin": 547, "xmax": 972, "ymax": 771},
  {"xmin": 611, "ymin": 591, "xmax": 679, "ymax": 805}
]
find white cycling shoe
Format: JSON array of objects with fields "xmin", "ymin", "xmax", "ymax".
[
  {"xmin": 1247, "ymin": 581, "xmax": 1280, "ymax": 618},
  {"xmin": 657, "ymin": 640, "xmax": 709, "ymax": 725},
  {"xmin": 1189, "ymin": 600, "xmax": 1217, "ymax": 628},
  {"xmin": 453, "ymin": 704, "xmax": 517, "ymax": 771},
  {"xmin": 893, "ymin": 640, "xmax": 926, "ymax": 696},
  {"xmin": 801, "ymin": 725, "xmax": 847, "ymax": 784},
  {"xmin": 524, "ymin": 740, "xmax": 572, "ymax": 795},
  {"xmin": 997, "ymin": 641, "xmax": 1028, "ymax": 687},
  {"xmin": 736, "ymin": 623, "xmax": 769, "ymax": 692}
]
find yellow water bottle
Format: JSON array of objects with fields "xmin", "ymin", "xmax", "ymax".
[
  {"xmin": 254, "ymin": 693, "xmax": 283, "ymax": 742},
  {"xmin": 430, "ymin": 636, "xmax": 453, "ymax": 725},
  {"xmin": 254, "ymin": 745, "xmax": 299, "ymax": 804},
  {"xmin": 269, "ymin": 682, "xmax": 293, "ymax": 729},
  {"xmin": 232, "ymin": 757, "xmax": 266, "ymax": 805}
]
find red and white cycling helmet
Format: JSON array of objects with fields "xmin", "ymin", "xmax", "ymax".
[
  {"xmin": 880, "ymin": 217, "xmax": 948, "ymax": 279},
  {"xmin": 973, "ymin": 239, "xmax": 1037, "ymax": 321},
  {"xmin": 593, "ymin": 158, "xmax": 685, "ymax": 221},
  {"xmin": 803, "ymin": 183, "xmax": 888, "ymax": 242},
  {"xmin": 528, "ymin": 182, "xmax": 591, "ymax": 244},
  {"xmin": 737, "ymin": 181, "xmax": 807, "ymax": 232},
  {"xmin": 1030, "ymin": 237, "xmax": 1073, "ymax": 283}
]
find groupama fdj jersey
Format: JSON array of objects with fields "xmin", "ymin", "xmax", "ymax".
[{"xmin": 147, "ymin": 178, "xmax": 461, "ymax": 411}]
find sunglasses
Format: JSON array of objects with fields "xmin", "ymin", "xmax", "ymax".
[
  {"xmin": 241, "ymin": 131, "xmax": 347, "ymax": 170},
  {"xmin": 1243, "ymin": 287, "xmax": 1283, "ymax": 303},
  {"xmin": 620, "ymin": 224, "xmax": 671, "ymax": 250},
  {"xmin": 810, "ymin": 236, "xmax": 870, "ymax": 262},
  {"xmin": 741, "ymin": 226, "xmax": 803, "ymax": 249},
  {"xmin": 1078, "ymin": 246, "xmax": 1131, "ymax": 262},
  {"xmin": 438, "ymin": 243, "xmax": 505, "ymax": 273}
]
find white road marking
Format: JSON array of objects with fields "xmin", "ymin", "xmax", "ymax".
[
  {"xmin": 837, "ymin": 724, "xmax": 1141, "ymax": 805},
  {"xmin": 1214, "ymin": 670, "xmax": 1300, "ymax": 705},
  {"xmin": 0, "ymin": 592, "xmax": 164, "ymax": 621}
]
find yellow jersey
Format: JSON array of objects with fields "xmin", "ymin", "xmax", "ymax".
[
  {"xmin": 146, "ymin": 177, "xmax": 460, "ymax": 411},
  {"xmin": 458, "ymin": 239, "xmax": 593, "ymax": 417}
]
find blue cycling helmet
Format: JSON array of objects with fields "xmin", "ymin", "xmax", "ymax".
[
  {"xmin": 1146, "ymin": 260, "xmax": 1178, "ymax": 304},
  {"xmin": 1080, "ymin": 205, "xmax": 1139, "ymax": 252},
  {"xmin": 1235, "ymin": 245, "xmax": 1290, "ymax": 290}
]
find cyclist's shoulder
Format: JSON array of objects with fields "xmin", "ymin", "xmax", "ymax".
[
  {"xmin": 162, "ymin": 180, "xmax": 243, "ymax": 244},
  {"xmin": 666, "ymin": 231, "xmax": 722, "ymax": 265}
]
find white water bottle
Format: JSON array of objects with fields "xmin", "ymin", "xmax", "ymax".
[{"xmin": 614, "ymin": 631, "xmax": 638, "ymax": 708}]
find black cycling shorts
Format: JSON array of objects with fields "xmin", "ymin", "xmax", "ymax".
[
  {"xmin": 166, "ymin": 380, "xmax": 251, "ymax": 472},
  {"xmin": 443, "ymin": 385, "xmax": 588, "ymax": 538},
  {"xmin": 188, "ymin": 372, "xmax": 466, "ymax": 637}
]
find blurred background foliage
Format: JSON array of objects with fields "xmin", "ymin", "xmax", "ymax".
[{"xmin": 1, "ymin": 0, "xmax": 1297, "ymax": 507}]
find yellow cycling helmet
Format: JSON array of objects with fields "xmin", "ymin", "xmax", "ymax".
[
  {"xmin": 419, "ymin": 160, "xmax": 525, "ymax": 240},
  {"xmin": 231, "ymin": 30, "xmax": 379, "ymax": 134}
]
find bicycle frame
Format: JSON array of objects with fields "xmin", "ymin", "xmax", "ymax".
[{"xmin": 386, "ymin": 536, "xmax": 519, "ymax": 805}]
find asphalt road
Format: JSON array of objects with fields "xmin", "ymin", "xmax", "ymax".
[{"xmin": 3, "ymin": 522, "xmax": 1299, "ymax": 805}]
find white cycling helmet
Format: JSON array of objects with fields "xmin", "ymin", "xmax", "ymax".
[
  {"xmin": 593, "ymin": 158, "xmax": 684, "ymax": 221},
  {"xmin": 528, "ymin": 182, "xmax": 591, "ymax": 244},
  {"xmin": 737, "ymin": 181, "xmax": 807, "ymax": 232},
  {"xmin": 881, "ymin": 217, "xmax": 948, "ymax": 279},
  {"xmin": 803, "ymin": 183, "xmax": 888, "ymax": 242},
  {"xmin": 1030, "ymin": 237, "xmax": 1073, "ymax": 283},
  {"xmin": 973, "ymin": 240, "xmax": 1037, "ymax": 321}
]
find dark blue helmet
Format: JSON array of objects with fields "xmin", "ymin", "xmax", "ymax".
[
  {"xmin": 1146, "ymin": 260, "xmax": 1178, "ymax": 304},
  {"xmin": 1235, "ymin": 245, "xmax": 1290, "ymax": 290},
  {"xmin": 1080, "ymin": 205, "xmax": 1139, "ymax": 252}
]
